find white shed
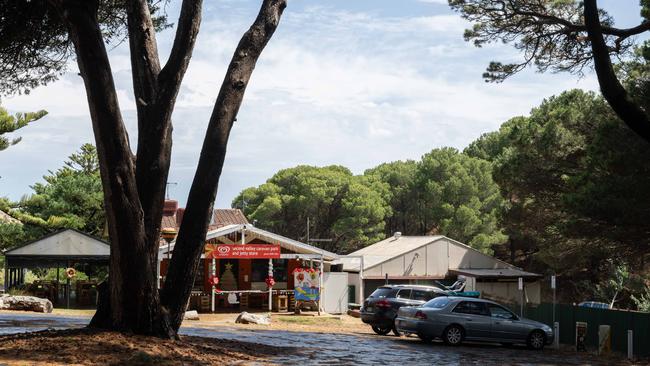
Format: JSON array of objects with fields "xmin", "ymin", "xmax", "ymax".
[{"xmin": 339, "ymin": 234, "xmax": 541, "ymax": 305}]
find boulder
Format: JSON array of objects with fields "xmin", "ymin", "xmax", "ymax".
[
  {"xmin": 235, "ymin": 311, "xmax": 270, "ymax": 325},
  {"xmin": 184, "ymin": 310, "xmax": 200, "ymax": 320},
  {"xmin": 0, "ymin": 295, "xmax": 53, "ymax": 313}
]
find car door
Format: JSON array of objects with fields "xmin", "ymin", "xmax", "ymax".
[
  {"xmin": 394, "ymin": 289, "xmax": 412, "ymax": 307},
  {"xmin": 487, "ymin": 304, "xmax": 521, "ymax": 341},
  {"xmin": 410, "ymin": 289, "xmax": 437, "ymax": 306},
  {"xmin": 451, "ymin": 301, "xmax": 491, "ymax": 339}
]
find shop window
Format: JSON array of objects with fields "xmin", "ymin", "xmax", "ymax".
[{"xmin": 251, "ymin": 259, "xmax": 287, "ymax": 282}]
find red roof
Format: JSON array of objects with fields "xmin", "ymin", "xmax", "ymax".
[{"xmin": 159, "ymin": 200, "xmax": 248, "ymax": 232}]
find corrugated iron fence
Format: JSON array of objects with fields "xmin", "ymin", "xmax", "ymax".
[{"xmin": 514, "ymin": 303, "xmax": 650, "ymax": 357}]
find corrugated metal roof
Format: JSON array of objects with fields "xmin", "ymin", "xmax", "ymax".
[
  {"xmin": 5, "ymin": 229, "xmax": 109, "ymax": 257},
  {"xmin": 339, "ymin": 235, "xmax": 445, "ymax": 271},
  {"xmin": 449, "ymin": 268, "xmax": 541, "ymax": 278}
]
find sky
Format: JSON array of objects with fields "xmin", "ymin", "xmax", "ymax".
[{"xmin": 0, "ymin": 0, "xmax": 641, "ymax": 208}]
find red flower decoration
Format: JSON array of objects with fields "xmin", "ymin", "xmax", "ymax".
[
  {"xmin": 265, "ymin": 276, "xmax": 276, "ymax": 288},
  {"xmin": 208, "ymin": 275, "xmax": 219, "ymax": 286}
]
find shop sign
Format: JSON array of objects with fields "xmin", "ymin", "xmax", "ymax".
[{"xmin": 205, "ymin": 243, "xmax": 281, "ymax": 259}]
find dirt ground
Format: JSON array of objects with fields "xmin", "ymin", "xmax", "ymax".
[
  {"xmin": 0, "ymin": 327, "xmax": 292, "ymax": 366},
  {"xmin": 189, "ymin": 312, "xmax": 371, "ymax": 335}
]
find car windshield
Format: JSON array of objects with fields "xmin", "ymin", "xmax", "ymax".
[
  {"xmin": 423, "ymin": 297, "xmax": 451, "ymax": 309},
  {"xmin": 369, "ymin": 287, "xmax": 394, "ymax": 298}
]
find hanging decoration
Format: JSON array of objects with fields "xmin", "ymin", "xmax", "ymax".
[
  {"xmin": 66, "ymin": 267, "xmax": 76, "ymax": 279},
  {"xmin": 208, "ymin": 275, "xmax": 220, "ymax": 286},
  {"xmin": 265, "ymin": 275, "xmax": 276, "ymax": 288}
]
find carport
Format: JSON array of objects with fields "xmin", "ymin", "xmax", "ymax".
[{"xmin": 3, "ymin": 229, "xmax": 110, "ymax": 307}]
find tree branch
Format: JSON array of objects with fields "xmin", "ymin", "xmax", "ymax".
[
  {"xmin": 584, "ymin": 0, "xmax": 650, "ymax": 143},
  {"xmin": 160, "ymin": 0, "xmax": 287, "ymax": 330},
  {"xmin": 126, "ymin": 0, "xmax": 161, "ymax": 123},
  {"xmin": 132, "ymin": 0, "xmax": 202, "ymax": 254},
  {"xmin": 158, "ymin": 0, "xmax": 202, "ymax": 105}
]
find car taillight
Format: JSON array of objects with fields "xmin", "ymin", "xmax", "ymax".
[
  {"xmin": 376, "ymin": 299, "xmax": 391, "ymax": 309},
  {"xmin": 415, "ymin": 311, "xmax": 427, "ymax": 320}
]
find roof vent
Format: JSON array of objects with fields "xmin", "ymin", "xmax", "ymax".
[{"xmin": 394, "ymin": 232, "xmax": 402, "ymax": 239}]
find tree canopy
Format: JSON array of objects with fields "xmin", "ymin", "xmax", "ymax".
[
  {"xmin": 233, "ymin": 165, "xmax": 390, "ymax": 254},
  {"xmin": 235, "ymin": 149, "xmax": 507, "ymax": 255},
  {"xmin": 466, "ymin": 89, "xmax": 650, "ymax": 304},
  {"xmin": 0, "ymin": 144, "xmax": 104, "ymax": 250},
  {"xmin": 21, "ymin": 143, "xmax": 105, "ymax": 236}
]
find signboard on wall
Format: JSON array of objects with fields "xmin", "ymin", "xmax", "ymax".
[
  {"xmin": 293, "ymin": 268, "xmax": 320, "ymax": 301},
  {"xmin": 204, "ymin": 244, "xmax": 281, "ymax": 259}
]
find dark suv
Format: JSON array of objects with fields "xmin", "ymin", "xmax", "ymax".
[{"xmin": 360, "ymin": 285, "xmax": 446, "ymax": 336}]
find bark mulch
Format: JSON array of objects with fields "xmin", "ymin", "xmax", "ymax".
[{"xmin": 0, "ymin": 328, "xmax": 294, "ymax": 365}]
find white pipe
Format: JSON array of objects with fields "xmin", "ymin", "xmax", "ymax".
[
  {"xmin": 268, "ymin": 258, "xmax": 273, "ymax": 311},
  {"xmin": 211, "ymin": 258, "xmax": 216, "ymax": 312},
  {"xmin": 359, "ymin": 256, "xmax": 364, "ymax": 303},
  {"xmin": 318, "ymin": 253, "xmax": 323, "ymax": 315},
  {"xmin": 628, "ymin": 330, "xmax": 633, "ymax": 360},
  {"xmin": 241, "ymin": 225, "xmax": 245, "ymax": 244}
]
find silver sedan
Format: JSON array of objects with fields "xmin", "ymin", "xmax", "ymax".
[{"xmin": 395, "ymin": 297, "xmax": 554, "ymax": 350}]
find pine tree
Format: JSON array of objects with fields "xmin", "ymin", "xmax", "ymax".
[{"xmin": 0, "ymin": 105, "xmax": 47, "ymax": 151}]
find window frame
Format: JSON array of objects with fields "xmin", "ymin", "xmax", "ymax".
[{"xmin": 453, "ymin": 301, "xmax": 490, "ymax": 316}]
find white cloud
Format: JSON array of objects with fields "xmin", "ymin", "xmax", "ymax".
[{"xmin": 0, "ymin": 2, "xmax": 599, "ymax": 208}]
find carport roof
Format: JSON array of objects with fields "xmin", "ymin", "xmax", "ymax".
[
  {"xmin": 449, "ymin": 268, "xmax": 541, "ymax": 279},
  {"xmin": 4, "ymin": 228, "xmax": 110, "ymax": 258}
]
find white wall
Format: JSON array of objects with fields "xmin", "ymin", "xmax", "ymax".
[{"xmin": 323, "ymin": 272, "xmax": 349, "ymax": 314}]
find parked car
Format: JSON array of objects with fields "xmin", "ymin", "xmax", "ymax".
[
  {"xmin": 578, "ymin": 301, "xmax": 611, "ymax": 309},
  {"xmin": 395, "ymin": 297, "xmax": 554, "ymax": 350},
  {"xmin": 361, "ymin": 285, "xmax": 447, "ymax": 336}
]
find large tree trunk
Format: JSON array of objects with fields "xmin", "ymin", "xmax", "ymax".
[
  {"xmin": 56, "ymin": 0, "xmax": 164, "ymax": 335},
  {"xmin": 160, "ymin": 0, "xmax": 287, "ymax": 332},
  {"xmin": 55, "ymin": 0, "xmax": 286, "ymax": 338},
  {"xmin": 584, "ymin": 0, "xmax": 650, "ymax": 143}
]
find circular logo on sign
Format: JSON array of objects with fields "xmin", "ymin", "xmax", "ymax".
[{"xmin": 217, "ymin": 246, "xmax": 230, "ymax": 254}]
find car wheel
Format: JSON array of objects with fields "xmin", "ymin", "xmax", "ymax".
[
  {"xmin": 527, "ymin": 330, "xmax": 546, "ymax": 350},
  {"xmin": 392, "ymin": 325, "xmax": 402, "ymax": 337},
  {"xmin": 443, "ymin": 325, "xmax": 464, "ymax": 346},
  {"xmin": 417, "ymin": 333, "xmax": 433, "ymax": 343},
  {"xmin": 371, "ymin": 325, "xmax": 392, "ymax": 335}
]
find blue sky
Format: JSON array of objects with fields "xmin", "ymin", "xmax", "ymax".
[{"xmin": 0, "ymin": 0, "xmax": 640, "ymax": 207}]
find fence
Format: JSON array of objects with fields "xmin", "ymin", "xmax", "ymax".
[{"xmin": 514, "ymin": 303, "xmax": 650, "ymax": 357}]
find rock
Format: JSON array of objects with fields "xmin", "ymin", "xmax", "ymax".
[
  {"xmin": 0, "ymin": 295, "xmax": 53, "ymax": 313},
  {"xmin": 235, "ymin": 311, "xmax": 270, "ymax": 325},
  {"xmin": 184, "ymin": 310, "xmax": 200, "ymax": 320}
]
